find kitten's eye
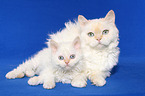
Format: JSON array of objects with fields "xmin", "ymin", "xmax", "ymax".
[
  {"xmin": 102, "ymin": 30, "xmax": 109, "ymax": 35},
  {"xmin": 70, "ymin": 54, "xmax": 75, "ymax": 59},
  {"xmin": 58, "ymin": 56, "xmax": 64, "ymax": 60},
  {"xmin": 88, "ymin": 32, "xmax": 94, "ymax": 37}
]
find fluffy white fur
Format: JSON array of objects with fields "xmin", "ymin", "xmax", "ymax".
[
  {"xmin": 77, "ymin": 10, "xmax": 120, "ymax": 86},
  {"xmin": 6, "ymin": 26, "xmax": 87, "ymax": 89}
]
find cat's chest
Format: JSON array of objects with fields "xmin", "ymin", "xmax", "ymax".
[
  {"xmin": 83, "ymin": 47, "xmax": 108, "ymax": 60},
  {"xmin": 83, "ymin": 47, "xmax": 109, "ymax": 66},
  {"xmin": 54, "ymin": 70, "xmax": 77, "ymax": 84}
]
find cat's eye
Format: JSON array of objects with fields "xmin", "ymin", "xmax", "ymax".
[
  {"xmin": 70, "ymin": 54, "xmax": 75, "ymax": 59},
  {"xmin": 102, "ymin": 30, "xmax": 109, "ymax": 35},
  {"xmin": 88, "ymin": 32, "xmax": 94, "ymax": 37},
  {"xmin": 58, "ymin": 56, "xmax": 64, "ymax": 60}
]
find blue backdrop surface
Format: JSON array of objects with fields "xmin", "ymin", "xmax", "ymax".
[{"xmin": 0, "ymin": 0, "xmax": 145, "ymax": 96}]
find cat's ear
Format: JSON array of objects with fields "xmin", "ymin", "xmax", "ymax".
[
  {"xmin": 104, "ymin": 10, "xmax": 115, "ymax": 23},
  {"xmin": 73, "ymin": 36, "xmax": 81, "ymax": 50},
  {"xmin": 50, "ymin": 40, "xmax": 58, "ymax": 53},
  {"xmin": 78, "ymin": 15, "xmax": 88, "ymax": 26}
]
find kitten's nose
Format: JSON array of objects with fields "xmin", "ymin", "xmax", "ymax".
[
  {"xmin": 96, "ymin": 38, "xmax": 102, "ymax": 42},
  {"xmin": 65, "ymin": 61, "xmax": 69, "ymax": 65}
]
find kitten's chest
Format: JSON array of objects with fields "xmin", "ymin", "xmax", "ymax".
[{"xmin": 54, "ymin": 70, "xmax": 77, "ymax": 84}]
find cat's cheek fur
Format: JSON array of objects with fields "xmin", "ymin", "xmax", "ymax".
[
  {"xmin": 69, "ymin": 55, "xmax": 81, "ymax": 67},
  {"xmin": 90, "ymin": 40, "xmax": 99, "ymax": 47},
  {"xmin": 51, "ymin": 55, "xmax": 66, "ymax": 68}
]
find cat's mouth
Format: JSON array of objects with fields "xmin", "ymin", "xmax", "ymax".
[
  {"xmin": 58, "ymin": 64, "xmax": 71, "ymax": 69},
  {"xmin": 95, "ymin": 43, "xmax": 108, "ymax": 49}
]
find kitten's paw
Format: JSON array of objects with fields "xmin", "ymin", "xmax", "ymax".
[
  {"xmin": 91, "ymin": 77, "xmax": 106, "ymax": 86},
  {"xmin": 43, "ymin": 81, "xmax": 55, "ymax": 89},
  {"xmin": 6, "ymin": 71, "xmax": 24, "ymax": 79},
  {"xmin": 28, "ymin": 76, "xmax": 39, "ymax": 85},
  {"xmin": 71, "ymin": 79, "xmax": 87, "ymax": 88},
  {"xmin": 26, "ymin": 70, "xmax": 35, "ymax": 77}
]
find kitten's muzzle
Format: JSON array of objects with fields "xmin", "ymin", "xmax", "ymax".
[
  {"xmin": 96, "ymin": 37, "xmax": 102, "ymax": 42},
  {"xmin": 95, "ymin": 36, "xmax": 102, "ymax": 42},
  {"xmin": 64, "ymin": 59, "xmax": 70, "ymax": 65},
  {"xmin": 65, "ymin": 61, "xmax": 69, "ymax": 65}
]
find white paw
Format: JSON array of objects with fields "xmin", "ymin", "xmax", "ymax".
[
  {"xmin": 6, "ymin": 70, "xmax": 24, "ymax": 79},
  {"xmin": 43, "ymin": 81, "xmax": 55, "ymax": 89},
  {"xmin": 26, "ymin": 70, "xmax": 35, "ymax": 77},
  {"xmin": 91, "ymin": 77, "xmax": 106, "ymax": 86},
  {"xmin": 28, "ymin": 76, "xmax": 39, "ymax": 85},
  {"xmin": 71, "ymin": 79, "xmax": 87, "ymax": 88}
]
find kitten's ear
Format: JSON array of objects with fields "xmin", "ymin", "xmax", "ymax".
[
  {"xmin": 50, "ymin": 40, "xmax": 58, "ymax": 53},
  {"xmin": 78, "ymin": 15, "xmax": 88, "ymax": 26},
  {"xmin": 73, "ymin": 36, "xmax": 81, "ymax": 50},
  {"xmin": 104, "ymin": 10, "xmax": 115, "ymax": 23}
]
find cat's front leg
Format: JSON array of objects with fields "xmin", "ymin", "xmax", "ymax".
[
  {"xmin": 43, "ymin": 78, "xmax": 55, "ymax": 89},
  {"xmin": 28, "ymin": 75, "xmax": 55, "ymax": 89},
  {"xmin": 89, "ymin": 71, "xmax": 107, "ymax": 86},
  {"xmin": 71, "ymin": 73, "xmax": 87, "ymax": 88},
  {"xmin": 28, "ymin": 76, "xmax": 41, "ymax": 85},
  {"xmin": 32, "ymin": 67, "xmax": 56, "ymax": 89}
]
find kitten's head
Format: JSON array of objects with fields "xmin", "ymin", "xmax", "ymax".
[
  {"xmin": 50, "ymin": 37, "xmax": 82, "ymax": 70},
  {"xmin": 78, "ymin": 10, "xmax": 119, "ymax": 49}
]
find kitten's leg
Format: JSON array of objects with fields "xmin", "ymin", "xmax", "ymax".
[
  {"xmin": 28, "ymin": 67, "xmax": 56, "ymax": 89},
  {"xmin": 6, "ymin": 68, "xmax": 25, "ymax": 79},
  {"xmin": 89, "ymin": 71, "xmax": 109, "ymax": 86},
  {"xmin": 43, "ymin": 77, "xmax": 55, "ymax": 89},
  {"xmin": 6, "ymin": 59, "xmax": 37, "ymax": 79},
  {"xmin": 42, "ymin": 69, "xmax": 55, "ymax": 89},
  {"xmin": 71, "ymin": 72, "xmax": 87, "ymax": 88},
  {"xmin": 28, "ymin": 76, "xmax": 42, "ymax": 85}
]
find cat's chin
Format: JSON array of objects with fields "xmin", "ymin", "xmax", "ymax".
[
  {"xmin": 96, "ymin": 44, "xmax": 106, "ymax": 49},
  {"xmin": 91, "ymin": 43, "xmax": 108, "ymax": 49},
  {"xmin": 58, "ymin": 65, "xmax": 72, "ymax": 70},
  {"xmin": 64, "ymin": 66, "xmax": 72, "ymax": 70}
]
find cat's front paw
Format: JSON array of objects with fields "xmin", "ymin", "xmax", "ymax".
[
  {"xmin": 43, "ymin": 81, "xmax": 55, "ymax": 89},
  {"xmin": 26, "ymin": 70, "xmax": 35, "ymax": 77},
  {"xmin": 6, "ymin": 70, "xmax": 24, "ymax": 79},
  {"xmin": 91, "ymin": 77, "xmax": 106, "ymax": 86},
  {"xmin": 28, "ymin": 76, "xmax": 39, "ymax": 85},
  {"xmin": 71, "ymin": 79, "xmax": 87, "ymax": 88}
]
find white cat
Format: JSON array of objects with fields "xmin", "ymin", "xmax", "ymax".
[
  {"xmin": 77, "ymin": 10, "xmax": 120, "ymax": 86},
  {"xmin": 6, "ymin": 27, "xmax": 87, "ymax": 89}
]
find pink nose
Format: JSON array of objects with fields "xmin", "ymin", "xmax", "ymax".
[
  {"xmin": 96, "ymin": 38, "xmax": 101, "ymax": 42},
  {"xmin": 65, "ymin": 61, "xmax": 69, "ymax": 65}
]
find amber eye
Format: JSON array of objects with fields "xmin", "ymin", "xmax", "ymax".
[
  {"xmin": 58, "ymin": 56, "xmax": 64, "ymax": 60},
  {"xmin": 102, "ymin": 30, "xmax": 109, "ymax": 35},
  {"xmin": 88, "ymin": 32, "xmax": 94, "ymax": 37},
  {"xmin": 70, "ymin": 54, "xmax": 75, "ymax": 59}
]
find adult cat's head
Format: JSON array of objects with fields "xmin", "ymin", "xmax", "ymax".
[
  {"xmin": 78, "ymin": 10, "xmax": 119, "ymax": 49},
  {"xmin": 50, "ymin": 37, "xmax": 82, "ymax": 70}
]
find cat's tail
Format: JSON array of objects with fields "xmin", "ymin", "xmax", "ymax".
[{"xmin": 5, "ymin": 58, "xmax": 37, "ymax": 79}]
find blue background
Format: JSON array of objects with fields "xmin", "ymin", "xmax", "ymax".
[{"xmin": 0, "ymin": 0, "xmax": 145, "ymax": 96}]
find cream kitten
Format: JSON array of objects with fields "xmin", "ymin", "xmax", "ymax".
[
  {"xmin": 6, "ymin": 26, "xmax": 87, "ymax": 89},
  {"xmin": 28, "ymin": 37, "xmax": 87, "ymax": 89},
  {"xmin": 77, "ymin": 10, "xmax": 120, "ymax": 86}
]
